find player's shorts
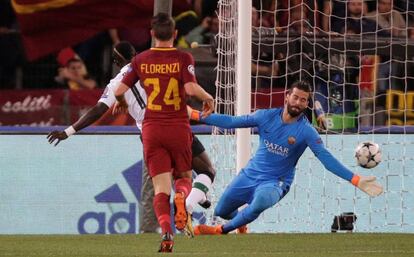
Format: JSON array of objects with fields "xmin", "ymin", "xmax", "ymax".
[
  {"xmin": 191, "ymin": 134, "xmax": 205, "ymax": 157},
  {"xmin": 142, "ymin": 124, "xmax": 192, "ymax": 178}
]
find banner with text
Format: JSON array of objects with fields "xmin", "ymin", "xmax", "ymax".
[
  {"xmin": 0, "ymin": 89, "xmax": 66, "ymax": 126},
  {"xmin": 0, "ymin": 89, "xmax": 136, "ymax": 126}
]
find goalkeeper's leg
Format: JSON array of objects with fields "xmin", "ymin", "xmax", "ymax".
[
  {"xmin": 219, "ymin": 182, "xmax": 282, "ymax": 233},
  {"xmin": 194, "ymin": 172, "xmax": 252, "ymax": 235}
]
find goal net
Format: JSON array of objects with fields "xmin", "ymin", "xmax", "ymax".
[{"xmin": 204, "ymin": 0, "xmax": 414, "ymax": 233}]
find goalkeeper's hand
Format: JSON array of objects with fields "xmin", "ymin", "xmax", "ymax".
[{"xmin": 352, "ymin": 175, "xmax": 383, "ymax": 197}]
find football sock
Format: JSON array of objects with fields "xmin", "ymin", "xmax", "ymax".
[
  {"xmin": 186, "ymin": 174, "xmax": 212, "ymax": 213},
  {"xmin": 174, "ymin": 177, "xmax": 192, "ymax": 198},
  {"xmin": 153, "ymin": 193, "xmax": 172, "ymax": 235}
]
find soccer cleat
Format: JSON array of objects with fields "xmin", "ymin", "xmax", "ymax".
[
  {"xmin": 158, "ymin": 232, "xmax": 174, "ymax": 253},
  {"xmin": 194, "ymin": 224, "xmax": 223, "ymax": 235},
  {"xmin": 198, "ymin": 199, "xmax": 212, "ymax": 209},
  {"xmin": 174, "ymin": 192, "xmax": 188, "ymax": 231},
  {"xmin": 183, "ymin": 213, "xmax": 195, "ymax": 238},
  {"xmin": 236, "ymin": 224, "xmax": 248, "ymax": 234}
]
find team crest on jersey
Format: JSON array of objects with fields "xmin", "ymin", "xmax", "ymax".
[
  {"xmin": 188, "ymin": 64, "xmax": 195, "ymax": 75},
  {"xmin": 288, "ymin": 136, "xmax": 296, "ymax": 145}
]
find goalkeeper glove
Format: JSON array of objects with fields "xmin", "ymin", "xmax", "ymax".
[
  {"xmin": 190, "ymin": 109, "xmax": 202, "ymax": 121},
  {"xmin": 351, "ymin": 175, "xmax": 383, "ymax": 197}
]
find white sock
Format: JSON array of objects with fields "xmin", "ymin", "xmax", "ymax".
[{"xmin": 185, "ymin": 174, "xmax": 212, "ymax": 214}]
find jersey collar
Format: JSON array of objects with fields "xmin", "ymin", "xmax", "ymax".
[{"xmin": 150, "ymin": 47, "xmax": 177, "ymax": 51}]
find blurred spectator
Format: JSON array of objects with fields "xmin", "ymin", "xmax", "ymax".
[
  {"xmin": 313, "ymin": 0, "xmax": 369, "ymax": 129},
  {"xmin": 0, "ymin": 0, "xmax": 21, "ymax": 89},
  {"xmin": 406, "ymin": 26, "xmax": 414, "ymax": 92},
  {"xmin": 56, "ymin": 48, "xmax": 79, "ymax": 67},
  {"xmin": 55, "ymin": 58, "xmax": 96, "ymax": 90},
  {"xmin": 253, "ymin": 0, "xmax": 276, "ymax": 28},
  {"xmin": 279, "ymin": 0, "xmax": 320, "ymax": 33},
  {"xmin": 322, "ymin": 0, "xmax": 344, "ymax": 32},
  {"xmin": 395, "ymin": 0, "xmax": 414, "ymax": 13},
  {"xmin": 322, "ymin": 0, "xmax": 376, "ymax": 34},
  {"xmin": 0, "ymin": 0, "xmax": 18, "ymax": 33},
  {"xmin": 193, "ymin": 0, "xmax": 219, "ymax": 18},
  {"xmin": 331, "ymin": 0, "xmax": 377, "ymax": 35},
  {"xmin": 251, "ymin": 7, "xmax": 281, "ymax": 88},
  {"xmin": 358, "ymin": 55, "xmax": 379, "ymax": 127},
  {"xmin": 175, "ymin": 10, "xmax": 200, "ymax": 48},
  {"xmin": 109, "ymin": 28, "xmax": 151, "ymax": 53},
  {"xmin": 185, "ymin": 13, "xmax": 219, "ymax": 45},
  {"xmin": 366, "ymin": 0, "xmax": 406, "ymax": 37},
  {"xmin": 74, "ymin": 32, "xmax": 112, "ymax": 86}
]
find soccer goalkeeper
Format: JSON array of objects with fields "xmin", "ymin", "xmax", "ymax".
[{"xmin": 189, "ymin": 81, "xmax": 383, "ymax": 235}]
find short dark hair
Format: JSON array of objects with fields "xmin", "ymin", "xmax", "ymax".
[
  {"xmin": 113, "ymin": 41, "xmax": 136, "ymax": 61},
  {"xmin": 289, "ymin": 81, "xmax": 312, "ymax": 94},
  {"xmin": 151, "ymin": 12, "xmax": 175, "ymax": 41}
]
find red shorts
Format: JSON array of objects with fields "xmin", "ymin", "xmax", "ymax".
[{"xmin": 142, "ymin": 124, "xmax": 192, "ymax": 178}]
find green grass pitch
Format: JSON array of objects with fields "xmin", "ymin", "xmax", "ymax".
[{"xmin": 1, "ymin": 233, "xmax": 413, "ymax": 257}]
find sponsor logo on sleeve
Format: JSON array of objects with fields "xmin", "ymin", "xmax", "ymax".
[{"xmin": 101, "ymin": 87, "xmax": 109, "ymax": 98}]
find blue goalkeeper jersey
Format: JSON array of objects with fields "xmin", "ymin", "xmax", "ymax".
[{"xmin": 202, "ymin": 108, "xmax": 354, "ymax": 187}]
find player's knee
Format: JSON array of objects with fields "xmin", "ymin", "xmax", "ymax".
[
  {"xmin": 251, "ymin": 194, "xmax": 276, "ymax": 213},
  {"xmin": 214, "ymin": 204, "xmax": 224, "ymax": 217},
  {"xmin": 195, "ymin": 168, "xmax": 216, "ymax": 182},
  {"xmin": 214, "ymin": 204, "xmax": 231, "ymax": 219},
  {"xmin": 174, "ymin": 170, "xmax": 192, "ymax": 179}
]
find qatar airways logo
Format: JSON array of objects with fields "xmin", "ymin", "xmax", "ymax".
[{"xmin": 263, "ymin": 139, "xmax": 289, "ymax": 156}]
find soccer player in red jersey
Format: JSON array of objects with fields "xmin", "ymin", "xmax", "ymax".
[{"xmin": 114, "ymin": 13, "xmax": 214, "ymax": 252}]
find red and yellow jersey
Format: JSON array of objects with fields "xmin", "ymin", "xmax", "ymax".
[{"xmin": 122, "ymin": 47, "xmax": 197, "ymax": 124}]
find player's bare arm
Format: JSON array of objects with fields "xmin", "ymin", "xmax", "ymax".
[
  {"xmin": 47, "ymin": 103, "xmax": 109, "ymax": 146},
  {"xmin": 113, "ymin": 82, "xmax": 130, "ymax": 115},
  {"xmin": 184, "ymin": 82, "xmax": 214, "ymax": 118}
]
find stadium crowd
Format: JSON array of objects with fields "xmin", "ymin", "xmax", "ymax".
[{"xmin": 1, "ymin": 0, "xmax": 414, "ymax": 127}]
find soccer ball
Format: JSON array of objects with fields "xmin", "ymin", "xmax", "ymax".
[{"xmin": 355, "ymin": 141, "xmax": 382, "ymax": 169}]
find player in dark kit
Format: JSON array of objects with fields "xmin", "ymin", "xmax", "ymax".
[{"xmin": 114, "ymin": 13, "xmax": 214, "ymax": 252}]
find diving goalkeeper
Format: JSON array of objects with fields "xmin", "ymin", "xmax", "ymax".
[{"xmin": 189, "ymin": 81, "xmax": 383, "ymax": 235}]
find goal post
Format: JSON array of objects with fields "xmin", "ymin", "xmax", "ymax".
[{"xmin": 236, "ymin": 0, "xmax": 252, "ymax": 172}]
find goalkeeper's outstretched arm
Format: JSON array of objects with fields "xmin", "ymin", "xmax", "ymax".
[
  {"xmin": 304, "ymin": 124, "xmax": 383, "ymax": 197},
  {"xmin": 189, "ymin": 108, "xmax": 258, "ymax": 128}
]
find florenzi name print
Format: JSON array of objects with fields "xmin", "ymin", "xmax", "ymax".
[{"xmin": 140, "ymin": 63, "xmax": 180, "ymax": 74}]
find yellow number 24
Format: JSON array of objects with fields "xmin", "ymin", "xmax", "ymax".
[{"xmin": 143, "ymin": 77, "xmax": 181, "ymax": 111}]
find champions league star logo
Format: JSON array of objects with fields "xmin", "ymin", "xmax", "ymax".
[{"xmin": 187, "ymin": 65, "xmax": 195, "ymax": 75}]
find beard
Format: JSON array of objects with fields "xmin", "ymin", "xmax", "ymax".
[{"xmin": 287, "ymin": 103, "xmax": 305, "ymax": 117}]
